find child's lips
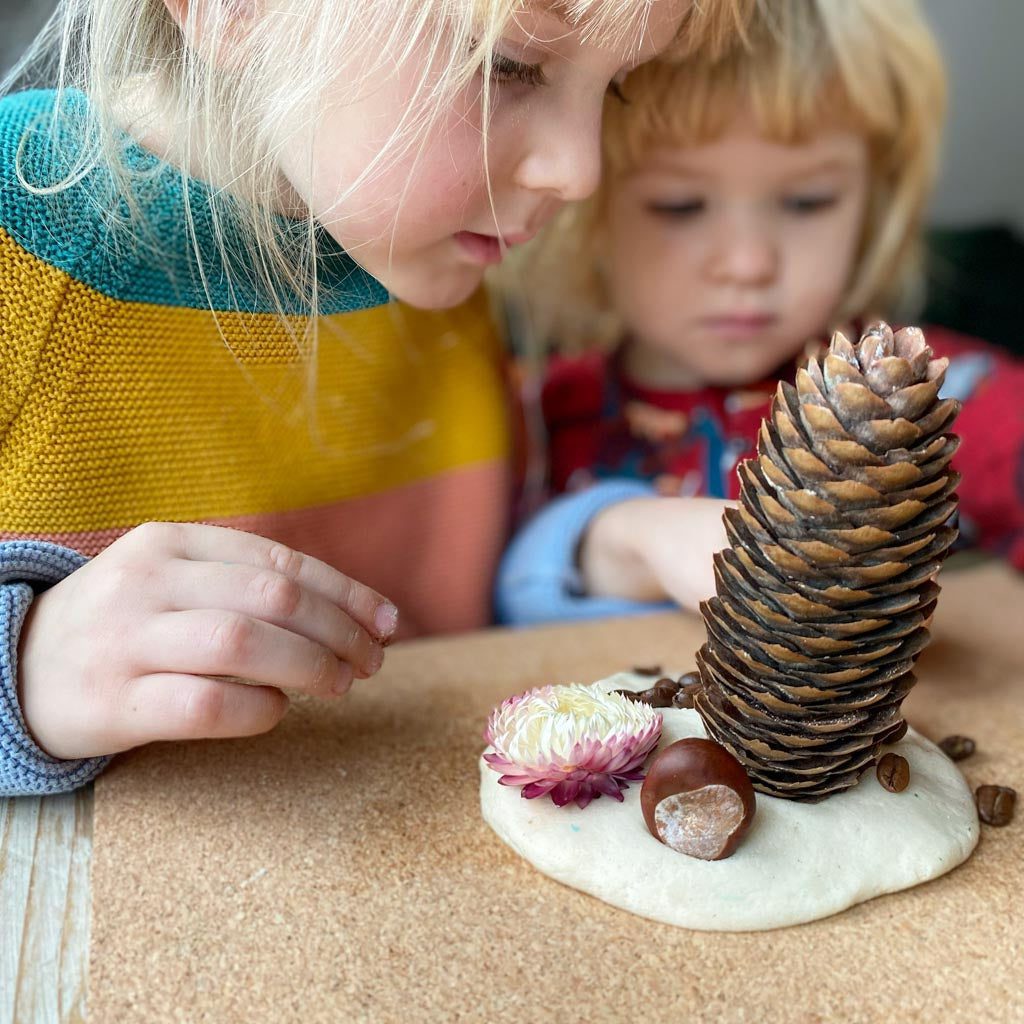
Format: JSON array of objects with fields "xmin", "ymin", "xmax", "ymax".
[
  {"xmin": 702, "ymin": 313, "xmax": 778, "ymax": 336},
  {"xmin": 453, "ymin": 231, "xmax": 503, "ymax": 265},
  {"xmin": 453, "ymin": 230, "xmax": 537, "ymax": 266}
]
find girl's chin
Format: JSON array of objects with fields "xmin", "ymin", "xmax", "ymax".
[{"xmin": 385, "ymin": 265, "xmax": 485, "ymax": 311}]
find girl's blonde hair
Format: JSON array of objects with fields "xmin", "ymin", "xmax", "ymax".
[
  {"xmin": 514, "ymin": 0, "xmax": 947, "ymax": 350},
  {"xmin": 2, "ymin": 0, "xmax": 753, "ymax": 335}
]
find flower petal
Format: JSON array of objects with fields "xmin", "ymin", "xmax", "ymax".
[{"xmin": 550, "ymin": 780, "xmax": 583, "ymax": 807}]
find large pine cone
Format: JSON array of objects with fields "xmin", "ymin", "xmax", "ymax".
[{"xmin": 694, "ymin": 323, "xmax": 960, "ymax": 801}]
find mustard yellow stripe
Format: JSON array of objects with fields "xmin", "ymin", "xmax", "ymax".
[{"xmin": 0, "ymin": 229, "xmax": 510, "ymax": 533}]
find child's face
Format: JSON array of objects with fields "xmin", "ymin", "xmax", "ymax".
[
  {"xmin": 277, "ymin": 2, "xmax": 688, "ymax": 310},
  {"xmin": 605, "ymin": 111, "xmax": 869, "ymax": 388}
]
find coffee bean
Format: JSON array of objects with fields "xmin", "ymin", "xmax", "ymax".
[
  {"xmin": 976, "ymin": 785, "xmax": 1016, "ymax": 827},
  {"xmin": 672, "ymin": 681, "xmax": 703, "ymax": 709},
  {"xmin": 632, "ymin": 665, "xmax": 663, "ymax": 677},
  {"xmin": 678, "ymin": 671, "xmax": 701, "ymax": 688},
  {"xmin": 938, "ymin": 735, "xmax": 976, "ymax": 761},
  {"xmin": 876, "ymin": 752, "xmax": 910, "ymax": 793},
  {"xmin": 614, "ymin": 688, "xmax": 647, "ymax": 704},
  {"xmin": 645, "ymin": 678, "xmax": 681, "ymax": 708}
]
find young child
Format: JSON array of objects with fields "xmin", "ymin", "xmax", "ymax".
[
  {"xmin": 0, "ymin": 0, "xmax": 753, "ymax": 795},
  {"xmin": 496, "ymin": 0, "xmax": 1024, "ymax": 625}
]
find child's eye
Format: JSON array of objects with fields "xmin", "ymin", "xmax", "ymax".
[
  {"xmin": 782, "ymin": 195, "xmax": 838, "ymax": 214},
  {"xmin": 489, "ymin": 52, "xmax": 546, "ymax": 88},
  {"xmin": 647, "ymin": 200, "xmax": 706, "ymax": 219}
]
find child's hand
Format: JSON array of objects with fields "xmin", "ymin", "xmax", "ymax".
[
  {"xmin": 16, "ymin": 523, "xmax": 399, "ymax": 760},
  {"xmin": 578, "ymin": 496, "xmax": 732, "ymax": 612}
]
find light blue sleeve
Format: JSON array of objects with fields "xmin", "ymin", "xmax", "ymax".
[
  {"xmin": 494, "ymin": 478, "xmax": 675, "ymax": 626},
  {"xmin": 0, "ymin": 541, "xmax": 112, "ymax": 797}
]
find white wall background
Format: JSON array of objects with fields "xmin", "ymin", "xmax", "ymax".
[{"xmin": 1, "ymin": 0, "xmax": 1022, "ymax": 229}]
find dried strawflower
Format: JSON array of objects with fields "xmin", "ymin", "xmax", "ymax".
[{"xmin": 483, "ymin": 683, "xmax": 663, "ymax": 809}]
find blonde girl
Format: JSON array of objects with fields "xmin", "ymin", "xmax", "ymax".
[
  {"xmin": 497, "ymin": 0, "xmax": 1024, "ymax": 625},
  {"xmin": 0, "ymin": 0, "xmax": 751, "ymax": 795}
]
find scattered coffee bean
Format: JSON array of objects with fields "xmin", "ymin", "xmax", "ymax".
[
  {"xmin": 645, "ymin": 678, "xmax": 679, "ymax": 707},
  {"xmin": 938, "ymin": 735, "xmax": 976, "ymax": 762},
  {"xmin": 615, "ymin": 685, "xmax": 671, "ymax": 707},
  {"xmin": 672, "ymin": 681, "xmax": 703, "ymax": 709},
  {"xmin": 882, "ymin": 720, "xmax": 908, "ymax": 744},
  {"xmin": 677, "ymin": 670, "xmax": 701, "ymax": 688},
  {"xmin": 617, "ymin": 676, "xmax": 690, "ymax": 709},
  {"xmin": 876, "ymin": 752, "xmax": 910, "ymax": 793},
  {"xmin": 673, "ymin": 688, "xmax": 695, "ymax": 709},
  {"xmin": 632, "ymin": 665, "xmax": 663, "ymax": 677},
  {"xmin": 614, "ymin": 687, "xmax": 646, "ymax": 704},
  {"xmin": 976, "ymin": 785, "xmax": 1016, "ymax": 827}
]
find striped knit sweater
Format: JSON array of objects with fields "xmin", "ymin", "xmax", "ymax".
[{"xmin": 0, "ymin": 89, "xmax": 512, "ymax": 795}]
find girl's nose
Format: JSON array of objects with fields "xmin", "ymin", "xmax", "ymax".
[
  {"xmin": 706, "ymin": 217, "xmax": 779, "ymax": 286},
  {"xmin": 511, "ymin": 99, "xmax": 602, "ymax": 202}
]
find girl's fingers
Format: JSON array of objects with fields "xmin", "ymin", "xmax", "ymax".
[
  {"xmin": 160, "ymin": 559, "xmax": 384, "ymax": 678},
  {"xmin": 164, "ymin": 523, "xmax": 399, "ymax": 642},
  {"xmin": 142, "ymin": 609, "xmax": 355, "ymax": 699},
  {"xmin": 116, "ymin": 674, "xmax": 290, "ymax": 746}
]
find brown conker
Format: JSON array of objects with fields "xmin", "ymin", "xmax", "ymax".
[{"xmin": 640, "ymin": 738, "xmax": 756, "ymax": 861}]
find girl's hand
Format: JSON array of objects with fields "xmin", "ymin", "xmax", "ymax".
[
  {"xmin": 16, "ymin": 522, "xmax": 399, "ymax": 760},
  {"xmin": 578, "ymin": 496, "xmax": 732, "ymax": 612}
]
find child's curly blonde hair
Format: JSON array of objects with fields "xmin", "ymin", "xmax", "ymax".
[{"xmin": 510, "ymin": 0, "xmax": 946, "ymax": 351}]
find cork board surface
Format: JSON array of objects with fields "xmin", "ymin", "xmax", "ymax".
[{"xmin": 91, "ymin": 561, "xmax": 1023, "ymax": 1023}]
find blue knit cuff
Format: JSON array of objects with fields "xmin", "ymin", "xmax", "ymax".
[
  {"xmin": 0, "ymin": 541, "xmax": 111, "ymax": 796},
  {"xmin": 494, "ymin": 479, "xmax": 675, "ymax": 626}
]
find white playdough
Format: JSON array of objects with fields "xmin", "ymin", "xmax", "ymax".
[{"xmin": 480, "ymin": 672, "xmax": 979, "ymax": 931}]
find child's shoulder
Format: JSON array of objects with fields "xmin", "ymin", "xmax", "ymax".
[
  {"xmin": 1, "ymin": 89, "xmax": 97, "ymax": 267},
  {"xmin": 540, "ymin": 350, "xmax": 612, "ymax": 426},
  {"xmin": 0, "ymin": 88, "xmax": 154, "ymax": 298}
]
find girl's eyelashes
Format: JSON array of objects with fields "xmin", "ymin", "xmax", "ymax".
[
  {"xmin": 489, "ymin": 51, "xmax": 547, "ymax": 88},
  {"xmin": 646, "ymin": 199, "xmax": 706, "ymax": 219},
  {"xmin": 644, "ymin": 195, "xmax": 839, "ymax": 220},
  {"xmin": 782, "ymin": 194, "xmax": 839, "ymax": 215}
]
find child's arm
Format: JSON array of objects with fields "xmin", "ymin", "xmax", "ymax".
[
  {"xmin": 579, "ymin": 493, "xmax": 729, "ymax": 608},
  {"xmin": 494, "ymin": 479, "xmax": 728, "ymax": 625}
]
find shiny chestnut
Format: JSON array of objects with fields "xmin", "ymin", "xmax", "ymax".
[{"xmin": 640, "ymin": 738, "xmax": 756, "ymax": 861}]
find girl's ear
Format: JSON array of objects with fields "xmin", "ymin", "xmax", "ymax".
[
  {"xmin": 160, "ymin": 0, "xmax": 255, "ymax": 65},
  {"xmin": 161, "ymin": 0, "xmax": 196, "ymax": 41}
]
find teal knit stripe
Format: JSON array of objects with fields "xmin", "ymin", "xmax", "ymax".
[{"xmin": 0, "ymin": 89, "xmax": 389, "ymax": 316}]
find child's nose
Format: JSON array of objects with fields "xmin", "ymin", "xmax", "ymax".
[
  {"xmin": 511, "ymin": 101, "xmax": 602, "ymax": 203},
  {"xmin": 707, "ymin": 220, "xmax": 779, "ymax": 286}
]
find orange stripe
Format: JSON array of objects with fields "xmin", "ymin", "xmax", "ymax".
[{"xmin": 4, "ymin": 462, "xmax": 510, "ymax": 636}]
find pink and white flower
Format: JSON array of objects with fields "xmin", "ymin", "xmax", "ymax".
[{"xmin": 483, "ymin": 683, "xmax": 663, "ymax": 809}]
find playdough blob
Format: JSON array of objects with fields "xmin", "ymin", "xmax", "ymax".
[{"xmin": 480, "ymin": 672, "xmax": 979, "ymax": 931}]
